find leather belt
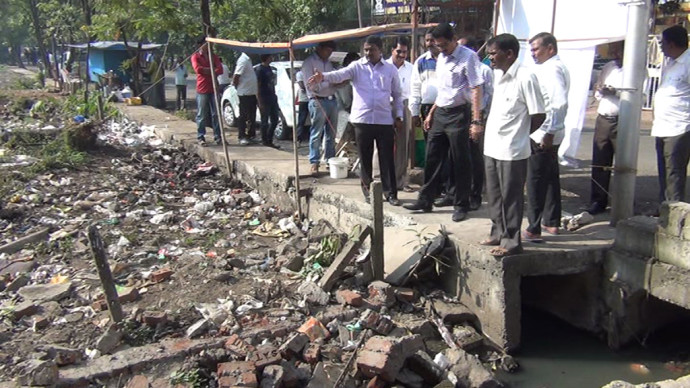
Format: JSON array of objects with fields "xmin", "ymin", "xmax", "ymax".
[{"xmin": 311, "ymin": 95, "xmax": 335, "ymax": 101}]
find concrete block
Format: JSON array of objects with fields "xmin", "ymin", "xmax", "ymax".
[
  {"xmin": 658, "ymin": 201, "xmax": 690, "ymax": 238},
  {"xmin": 648, "ymin": 261, "xmax": 690, "ymax": 309},
  {"xmin": 604, "ymin": 250, "xmax": 648, "ymax": 292},
  {"xmin": 613, "ymin": 216, "xmax": 656, "ymax": 257},
  {"xmin": 656, "ymin": 233, "xmax": 690, "ymax": 269}
]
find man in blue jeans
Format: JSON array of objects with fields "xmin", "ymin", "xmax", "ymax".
[
  {"xmin": 302, "ymin": 41, "xmax": 338, "ymax": 176},
  {"xmin": 191, "ymin": 36, "xmax": 223, "ymax": 145}
]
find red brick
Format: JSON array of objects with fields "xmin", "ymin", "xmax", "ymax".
[
  {"xmin": 118, "ymin": 286, "xmax": 140, "ymax": 303},
  {"xmin": 367, "ymin": 376, "xmax": 387, "ymax": 388},
  {"xmin": 356, "ymin": 335, "xmax": 424, "ymax": 382},
  {"xmin": 367, "ymin": 281, "xmax": 395, "ymax": 307},
  {"xmin": 297, "ymin": 317, "xmax": 330, "ymax": 341},
  {"xmin": 361, "ymin": 309, "xmax": 394, "ymax": 334},
  {"xmin": 335, "ymin": 290, "xmax": 364, "ymax": 307},
  {"xmin": 125, "ymin": 375, "xmax": 149, "ymax": 388},
  {"xmin": 302, "ymin": 343, "xmax": 321, "ymax": 364},
  {"xmin": 141, "ymin": 311, "xmax": 167, "ymax": 326},
  {"xmin": 151, "ymin": 268, "xmax": 174, "ymax": 283},
  {"xmin": 92, "ymin": 299, "xmax": 107, "ymax": 311},
  {"xmin": 218, "ymin": 361, "xmax": 257, "ymax": 387},
  {"xmin": 224, "ymin": 334, "xmax": 254, "ymax": 355},
  {"xmin": 394, "ymin": 287, "xmax": 418, "ymax": 303}
]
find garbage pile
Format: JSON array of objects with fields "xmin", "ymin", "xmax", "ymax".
[{"xmin": 1, "ymin": 104, "xmax": 511, "ymax": 387}]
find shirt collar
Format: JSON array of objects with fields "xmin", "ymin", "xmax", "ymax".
[
  {"xmin": 500, "ymin": 60, "xmax": 520, "ymax": 81},
  {"xmin": 675, "ymin": 48, "xmax": 690, "ymax": 64}
]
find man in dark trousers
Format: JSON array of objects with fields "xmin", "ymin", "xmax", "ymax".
[
  {"xmin": 255, "ymin": 54, "xmax": 280, "ymax": 149},
  {"xmin": 191, "ymin": 36, "xmax": 223, "ymax": 146},
  {"xmin": 403, "ymin": 23, "xmax": 485, "ymax": 222}
]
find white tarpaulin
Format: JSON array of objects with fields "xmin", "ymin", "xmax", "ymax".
[{"xmin": 496, "ymin": 0, "xmax": 628, "ymax": 161}]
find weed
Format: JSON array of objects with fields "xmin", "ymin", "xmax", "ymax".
[
  {"xmin": 404, "ymin": 226, "xmax": 450, "ymax": 277},
  {"xmin": 122, "ymin": 320, "xmax": 155, "ymax": 346},
  {"xmin": 170, "ymin": 368, "xmax": 209, "ymax": 388},
  {"xmin": 174, "ymin": 109, "xmax": 195, "ymax": 121},
  {"xmin": 29, "ymin": 134, "xmax": 88, "ymax": 173},
  {"xmin": 12, "ymin": 77, "xmax": 40, "ymax": 90},
  {"xmin": 305, "ymin": 234, "xmax": 341, "ymax": 267},
  {"xmin": 0, "ymin": 303, "xmax": 15, "ymax": 322}
]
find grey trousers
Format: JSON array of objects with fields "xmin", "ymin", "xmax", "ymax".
[
  {"xmin": 655, "ymin": 131, "xmax": 690, "ymax": 202},
  {"xmin": 394, "ymin": 101, "xmax": 412, "ymax": 190},
  {"xmin": 485, "ymin": 156, "xmax": 528, "ymax": 252}
]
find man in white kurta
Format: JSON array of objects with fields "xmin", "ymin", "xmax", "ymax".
[{"xmin": 483, "ymin": 34, "xmax": 545, "ymax": 257}]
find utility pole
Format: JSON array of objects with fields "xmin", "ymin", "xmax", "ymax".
[
  {"xmin": 611, "ymin": 0, "xmax": 649, "ymax": 225},
  {"xmin": 357, "ymin": 0, "xmax": 363, "ymax": 28}
]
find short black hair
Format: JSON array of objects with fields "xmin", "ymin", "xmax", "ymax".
[
  {"xmin": 392, "ymin": 36, "xmax": 409, "ymax": 50},
  {"xmin": 487, "ymin": 33, "xmax": 520, "ymax": 57},
  {"xmin": 529, "ymin": 32, "xmax": 558, "ymax": 53},
  {"xmin": 425, "ymin": 28, "xmax": 435, "ymax": 37},
  {"xmin": 343, "ymin": 52, "xmax": 360, "ymax": 67},
  {"xmin": 432, "ymin": 23, "xmax": 455, "ymax": 41},
  {"xmin": 663, "ymin": 25, "xmax": 689, "ymax": 49},
  {"xmin": 260, "ymin": 54, "xmax": 271, "ymax": 62},
  {"xmin": 364, "ymin": 35, "xmax": 383, "ymax": 50},
  {"xmin": 318, "ymin": 40, "xmax": 337, "ymax": 50}
]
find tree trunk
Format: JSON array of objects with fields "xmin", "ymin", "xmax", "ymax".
[
  {"xmin": 121, "ymin": 30, "xmax": 142, "ymax": 96},
  {"xmin": 14, "ymin": 44, "xmax": 25, "ymax": 69},
  {"xmin": 81, "ymin": 0, "xmax": 92, "ymax": 26},
  {"xmin": 200, "ymin": 0, "xmax": 213, "ymax": 36},
  {"xmin": 27, "ymin": 0, "xmax": 49, "ymax": 79}
]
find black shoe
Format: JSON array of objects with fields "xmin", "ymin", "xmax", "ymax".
[
  {"xmin": 434, "ymin": 196, "xmax": 454, "ymax": 207},
  {"xmin": 403, "ymin": 200, "xmax": 432, "ymax": 212},
  {"xmin": 587, "ymin": 203, "xmax": 606, "ymax": 215},
  {"xmin": 469, "ymin": 197, "xmax": 481, "ymax": 211},
  {"xmin": 263, "ymin": 142, "xmax": 281, "ymax": 149},
  {"xmin": 387, "ymin": 196, "xmax": 401, "ymax": 206},
  {"xmin": 452, "ymin": 209, "xmax": 467, "ymax": 222}
]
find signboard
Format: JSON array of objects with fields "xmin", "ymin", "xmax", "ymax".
[{"xmin": 372, "ymin": 0, "xmax": 412, "ymax": 16}]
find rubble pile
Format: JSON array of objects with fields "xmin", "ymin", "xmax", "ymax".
[{"xmin": 0, "ymin": 97, "xmax": 511, "ymax": 387}]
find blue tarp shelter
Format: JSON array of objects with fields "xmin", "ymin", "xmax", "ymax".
[{"xmin": 67, "ymin": 41, "xmax": 164, "ymax": 83}]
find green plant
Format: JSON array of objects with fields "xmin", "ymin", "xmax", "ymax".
[
  {"xmin": 170, "ymin": 368, "xmax": 209, "ymax": 388},
  {"xmin": 305, "ymin": 234, "xmax": 341, "ymax": 267},
  {"xmin": 404, "ymin": 227, "xmax": 450, "ymax": 276},
  {"xmin": 174, "ymin": 109, "xmax": 195, "ymax": 121},
  {"xmin": 29, "ymin": 134, "xmax": 88, "ymax": 173},
  {"xmin": 12, "ymin": 77, "xmax": 40, "ymax": 90}
]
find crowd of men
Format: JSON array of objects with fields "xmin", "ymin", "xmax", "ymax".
[{"xmin": 189, "ymin": 23, "xmax": 690, "ymax": 257}]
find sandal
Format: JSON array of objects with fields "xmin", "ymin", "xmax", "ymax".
[
  {"xmin": 489, "ymin": 246, "xmax": 523, "ymax": 257},
  {"xmin": 479, "ymin": 238, "xmax": 500, "ymax": 246}
]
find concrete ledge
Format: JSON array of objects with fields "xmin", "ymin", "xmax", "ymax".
[
  {"xmin": 658, "ymin": 201, "xmax": 690, "ymax": 239},
  {"xmin": 613, "ymin": 216, "xmax": 656, "ymax": 258}
]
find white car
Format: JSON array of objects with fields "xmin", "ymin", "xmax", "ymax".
[{"xmin": 221, "ymin": 61, "xmax": 304, "ymax": 140}]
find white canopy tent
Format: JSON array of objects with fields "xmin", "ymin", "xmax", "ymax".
[{"xmin": 495, "ymin": 0, "xmax": 629, "ymax": 161}]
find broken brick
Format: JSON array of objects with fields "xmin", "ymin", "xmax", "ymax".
[
  {"xmin": 261, "ymin": 365, "xmax": 285, "ymax": 388},
  {"xmin": 12, "ymin": 302, "xmax": 39, "ymax": 320},
  {"xmin": 92, "ymin": 299, "xmax": 107, "ymax": 312},
  {"xmin": 366, "ymin": 376, "xmax": 387, "ymax": 388},
  {"xmin": 278, "ymin": 332, "xmax": 308, "ymax": 359},
  {"xmin": 297, "ymin": 317, "xmax": 330, "ymax": 342},
  {"xmin": 151, "ymin": 268, "xmax": 174, "ymax": 283},
  {"xmin": 303, "ymin": 343, "xmax": 321, "ymax": 364},
  {"xmin": 32, "ymin": 315, "xmax": 50, "ymax": 330},
  {"xmin": 217, "ymin": 361, "xmax": 257, "ymax": 387},
  {"xmin": 126, "ymin": 375, "xmax": 149, "ymax": 388},
  {"xmin": 118, "ymin": 286, "xmax": 140, "ymax": 303},
  {"xmin": 367, "ymin": 281, "xmax": 395, "ymax": 307},
  {"xmin": 356, "ymin": 335, "xmax": 425, "ymax": 382},
  {"xmin": 141, "ymin": 311, "xmax": 167, "ymax": 326},
  {"xmin": 225, "ymin": 334, "xmax": 254, "ymax": 356},
  {"xmin": 361, "ymin": 309, "xmax": 394, "ymax": 335},
  {"xmin": 248, "ymin": 346, "xmax": 282, "ymax": 370},
  {"xmin": 394, "ymin": 287, "xmax": 418, "ymax": 303},
  {"xmin": 335, "ymin": 289, "xmax": 364, "ymax": 307}
]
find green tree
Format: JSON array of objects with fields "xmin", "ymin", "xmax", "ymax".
[{"xmin": 0, "ymin": 0, "xmax": 33, "ymax": 67}]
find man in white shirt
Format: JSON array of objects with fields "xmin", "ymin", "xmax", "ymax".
[
  {"xmin": 483, "ymin": 33, "xmax": 546, "ymax": 257},
  {"xmin": 295, "ymin": 70, "xmax": 310, "ymax": 143},
  {"xmin": 410, "ymin": 30, "xmax": 439, "ymax": 131},
  {"xmin": 524, "ymin": 32, "xmax": 570, "ymax": 242},
  {"xmin": 589, "ymin": 42, "xmax": 624, "ymax": 215},
  {"xmin": 403, "ymin": 23, "xmax": 485, "ymax": 223},
  {"xmin": 302, "ymin": 41, "xmax": 338, "ymax": 177},
  {"xmin": 232, "ymin": 52, "xmax": 258, "ymax": 145},
  {"xmin": 386, "ymin": 36, "xmax": 414, "ymax": 191},
  {"xmin": 653, "ymin": 25, "xmax": 690, "ymax": 203},
  {"xmin": 217, "ymin": 57, "xmax": 231, "ymax": 94},
  {"xmin": 174, "ymin": 56, "xmax": 188, "ymax": 111}
]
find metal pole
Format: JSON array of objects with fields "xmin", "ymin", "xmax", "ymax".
[
  {"xmin": 206, "ymin": 40, "xmax": 233, "ymax": 177},
  {"xmin": 289, "ymin": 45, "xmax": 303, "ymax": 219},
  {"xmin": 411, "ymin": 0, "xmax": 418, "ymax": 62},
  {"xmin": 356, "ymin": 0, "xmax": 364, "ymax": 28},
  {"xmin": 611, "ymin": 0, "xmax": 649, "ymax": 225}
]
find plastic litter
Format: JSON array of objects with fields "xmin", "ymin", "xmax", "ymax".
[{"xmin": 235, "ymin": 296, "xmax": 264, "ymax": 315}]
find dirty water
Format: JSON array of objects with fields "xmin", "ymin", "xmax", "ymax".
[{"xmin": 497, "ymin": 308, "xmax": 690, "ymax": 387}]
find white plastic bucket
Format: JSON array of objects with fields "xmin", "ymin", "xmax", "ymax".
[{"xmin": 328, "ymin": 157, "xmax": 349, "ymax": 179}]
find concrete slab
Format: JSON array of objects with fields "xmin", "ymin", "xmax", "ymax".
[{"xmin": 118, "ymin": 103, "xmax": 616, "ymax": 351}]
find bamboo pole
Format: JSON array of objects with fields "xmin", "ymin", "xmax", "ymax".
[
  {"xmin": 289, "ymin": 44, "xmax": 303, "ymax": 219},
  {"xmin": 206, "ymin": 40, "xmax": 233, "ymax": 176}
]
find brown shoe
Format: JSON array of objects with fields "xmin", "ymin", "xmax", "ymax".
[{"xmin": 310, "ymin": 164, "xmax": 319, "ymax": 177}]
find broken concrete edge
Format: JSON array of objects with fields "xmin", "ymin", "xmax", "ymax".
[
  {"xmin": 140, "ymin": 112, "xmax": 418, "ymax": 228},
  {"xmin": 0, "ymin": 227, "xmax": 51, "ymax": 255},
  {"xmin": 56, "ymin": 337, "xmax": 225, "ymax": 387}
]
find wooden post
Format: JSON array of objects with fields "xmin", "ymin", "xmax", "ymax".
[
  {"xmin": 96, "ymin": 94, "xmax": 104, "ymax": 120},
  {"xmin": 88, "ymin": 224, "xmax": 123, "ymax": 324},
  {"xmin": 370, "ymin": 181, "xmax": 384, "ymax": 280}
]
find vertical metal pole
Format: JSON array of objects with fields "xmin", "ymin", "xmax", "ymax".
[
  {"xmin": 411, "ymin": 0, "xmax": 418, "ymax": 63},
  {"xmin": 289, "ymin": 45, "xmax": 303, "ymax": 219},
  {"xmin": 357, "ymin": 0, "xmax": 364, "ymax": 28},
  {"xmin": 207, "ymin": 40, "xmax": 233, "ymax": 176},
  {"xmin": 611, "ymin": 0, "xmax": 649, "ymax": 225}
]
